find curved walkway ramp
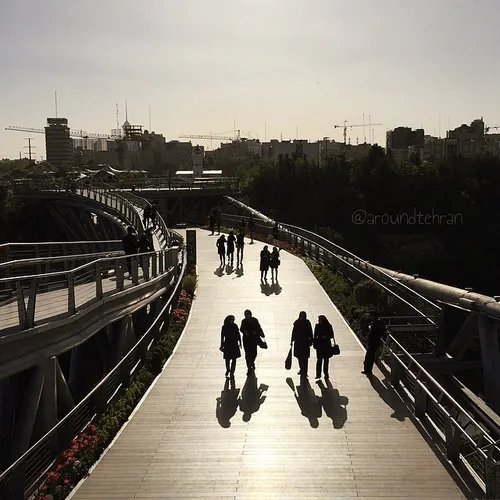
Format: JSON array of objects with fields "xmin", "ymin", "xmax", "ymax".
[{"xmin": 70, "ymin": 229, "xmax": 465, "ymax": 500}]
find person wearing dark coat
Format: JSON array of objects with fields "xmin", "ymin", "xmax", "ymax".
[
  {"xmin": 240, "ymin": 309, "xmax": 265, "ymax": 376},
  {"xmin": 209, "ymin": 214, "xmax": 216, "ymax": 235},
  {"xmin": 314, "ymin": 315, "xmax": 334, "ymax": 379},
  {"xmin": 269, "ymin": 246, "xmax": 281, "ymax": 281},
  {"xmin": 291, "ymin": 311, "xmax": 314, "ymax": 378},
  {"xmin": 150, "ymin": 204, "xmax": 157, "ymax": 228},
  {"xmin": 220, "ymin": 315, "xmax": 242, "ymax": 377},
  {"xmin": 259, "ymin": 245, "xmax": 271, "ymax": 281},
  {"xmin": 226, "ymin": 230, "xmax": 236, "ymax": 266},
  {"xmin": 236, "ymin": 229, "xmax": 245, "ymax": 264},
  {"xmin": 122, "ymin": 226, "xmax": 138, "ymax": 278},
  {"xmin": 272, "ymin": 222, "xmax": 279, "ymax": 245},
  {"xmin": 248, "ymin": 215, "xmax": 256, "ymax": 244},
  {"xmin": 216, "ymin": 234, "xmax": 226, "ymax": 267},
  {"xmin": 138, "ymin": 231, "xmax": 154, "ymax": 272},
  {"xmin": 362, "ymin": 311, "xmax": 387, "ymax": 376},
  {"xmin": 143, "ymin": 205, "xmax": 151, "ymax": 227}
]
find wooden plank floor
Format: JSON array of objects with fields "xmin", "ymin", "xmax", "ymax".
[
  {"xmin": 0, "ymin": 225, "xmax": 162, "ymax": 334},
  {"xmin": 69, "ymin": 229, "xmax": 466, "ymax": 500}
]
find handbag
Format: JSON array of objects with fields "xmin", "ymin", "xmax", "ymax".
[
  {"xmin": 257, "ymin": 338, "xmax": 268, "ymax": 349},
  {"xmin": 285, "ymin": 348, "xmax": 292, "ymax": 370},
  {"xmin": 330, "ymin": 331, "xmax": 340, "ymax": 357}
]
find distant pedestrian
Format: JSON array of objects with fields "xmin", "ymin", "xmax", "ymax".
[
  {"xmin": 291, "ymin": 311, "xmax": 313, "ymax": 378},
  {"xmin": 227, "ymin": 230, "xmax": 236, "ymax": 266},
  {"xmin": 259, "ymin": 245, "xmax": 271, "ymax": 281},
  {"xmin": 239, "ymin": 218, "xmax": 246, "ymax": 232},
  {"xmin": 220, "ymin": 315, "xmax": 242, "ymax": 378},
  {"xmin": 138, "ymin": 230, "xmax": 154, "ymax": 273},
  {"xmin": 143, "ymin": 205, "xmax": 151, "ymax": 227},
  {"xmin": 313, "ymin": 315, "xmax": 334, "ymax": 380},
  {"xmin": 209, "ymin": 214, "xmax": 216, "ymax": 235},
  {"xmin": 248, "ymin": 215, "xmax": 256, "ymax": 244},
  {"xmin": 269, "ymin": 246, "xmax": 281, "ymax": 281},
  {"xmin": 213, "ymin": 207, "xmax": 221, "ymax": 234},
  {"xmin": 272, "ymin": 222, "xmax": 279, "ymax": 246},
  {"xmin": 236, "ymin": 228, "xmax": 245, "ymax": 265},
  {"xmin": 362, "ymin": 311, "xmax": 387, "ymax": 376},
  {"xmin": 240, "ymin": 309, "xmax": 265, "ymax": 376},
  {"xmin": 122, "ymin": 226, "xmax": 138, "ymax": 279},
  {"xmin": 150, "ymin": 204, "xmax": 157, "ymax": 228},
  {"xmin": 216, "ymin": 234, "xmax": 226, "ymax": 267}
]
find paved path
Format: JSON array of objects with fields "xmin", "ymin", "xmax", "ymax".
[
  {"xmin": 0, "ymin": 224, "xmax": 163, "ymax": 334},
  {"xmin": 69, "ymin": 229, "xmax": 466, "ymax": 499}
]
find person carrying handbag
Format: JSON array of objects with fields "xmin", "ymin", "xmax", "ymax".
[{"xmin": 313, "ymin": 315, "xmax": 337, "ymax": 380}]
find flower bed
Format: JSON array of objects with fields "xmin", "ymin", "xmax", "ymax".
[{"xmin": 35, "ymin": 266, "xmax": 197, "ymax": 500}]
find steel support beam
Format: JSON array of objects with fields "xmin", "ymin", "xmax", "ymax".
[{"xmin": 477, "ymin": 315, "xmax": 500, "ymax": 413}]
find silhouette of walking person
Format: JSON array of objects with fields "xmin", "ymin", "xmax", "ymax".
[
  {"xmin": 209, "ymin": 213, "xmax": 215, "ymax": 235},
  {"xmin": 291, "ymin": 311, "xmax": 313, "ymax": 378},
  {"xmin": 362, "ymin": 311, "xmax": 388, "ymax": 376},
  {"xmin": 122, "ymin": 226, "xmax": 138, "ymax": 279},
  {"xmin": 220, "ymin": 315, "xmax": 242, "ymax": 378},
  {"xmin": 248, "ymin": 215, "xmax": 256, "ymax": 244},
  {"xmin": 239, "ymin": 376, "xmax": 268, "ymax": 422},
  {"xmin": 240, "ymin": 309, "xmax": 265, "ymax": 376},
  {"xmin": 269, "ymin": 246, "xmax": 281, "ymax": 281},
  {"xmin": 272, "ymin": 221, "xmax": 279, "ymax": 246},
  {"xmin": 216, "ymin": 378, "xmax": 240, "ymax": 428},
  {"xmin": 226, "ymin": 230, "xmax": 236, "ymax": 267},
  {"xmin": 313, "ymin": 315, "xmax": 334, "ymax": 380},
  {"xmin": 236, "ymin": 228, "xmax": 245, "ymax": 265},
  {"xmin": 216, "ymin": 234, "xmax": 226, "ymax": 267},
  {"xmin": 260, "ymin": 245, "xmax": 271, "ymax": 281}
]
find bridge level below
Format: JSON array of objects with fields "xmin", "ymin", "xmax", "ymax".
[{"xmin": 70, "ymin": 229, "xmax": 466, "ymax": 499}]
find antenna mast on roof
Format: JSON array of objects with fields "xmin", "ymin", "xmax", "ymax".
[
  {"xmin": 125, "ymin": 101, "xmax": 128, "ymax": 122},
  {"xmin": 149, "ymin": 105, "xmax": 152, "ymax": 131},
  {"xmin": 54, "ymin": 91, "xmax": 58, "ymax": 118}
]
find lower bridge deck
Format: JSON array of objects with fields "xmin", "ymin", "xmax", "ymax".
[{"xmin": 69, "ymin": 229, "xmax": 466, "ymax": 499}]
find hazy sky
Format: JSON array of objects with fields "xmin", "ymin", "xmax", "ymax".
[{"xmin": 1, "ymin": 0, "xmax": 499, "ymax": 159}]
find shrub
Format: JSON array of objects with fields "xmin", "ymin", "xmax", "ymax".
[
  {"xmin": 182, "ymin": 274, "xmax": 197, "ymax": 297},
  {"xmin": 354, "ymin": 279, "xmax": 386, "ymax": 309}
]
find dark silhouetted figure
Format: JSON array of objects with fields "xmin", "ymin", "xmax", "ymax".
[
  {"xmin": 227, "ymin": 230, "xmax": 236, "ymax": 266},
  {"xmin": 362, "ymin": 311, "xmax": 387, "ymax": 376},
  {"xmin": 272, "ymin": 221, "xmax": 279, "ymax": 245},
  {"xmin": 122, "ymin": 226, "xmax": 138, "ymax": 279},
  {"xmin": 220, "ymin": 315, "xmax": 242, "ymax": 377},
  {"xmin": 314, "ymin": 315, "xmax": 334, "ymax": 380},
  {"xmin": 240, "ymin": 309, "xmax": 265, "ymax": 376},
  {"xmin": 216, "ymin": 234, "xmax": 226, "ymax": 267},
  {"xmin": 236, "ymin": 229, "xmax": 245, "ymax": 264},
  {"xmin": 209, "ymin": 213, "xmax": 216, "ymax": 235},
  {"xmin": 291, "ymin": 311, "xmax": 313, "ymax": 378},
  {"xmin": 138, "ymin": 230, "xmax": 154, "ymax": 272},
  {"xmin": 259, "ymin": 245, "xmax": 271, "ymax": 281},
  {"xmin": 240, "ymin": 376, "xmax": 268, "ymax": 422},
  {"xmin": 213, "ymin": 207, "xmax": 221, "ymax": 235},
  {"xmin": 216, "ymin": 378, "xmax": 240, "ymax": 428},
  {"xmin": 248, "ymin": 215, "xmax": 256, "ymax": 243},
  {"xmin": 143, "ymin": 204, "xmax": 151, "ymax": 227},
  {"xmin": 150, "ymin": 204, "xmax": 157, "ymax": 228},
  {"xmin": 269, "ymin": 246, "xmax": 281, "ymax": 281}
]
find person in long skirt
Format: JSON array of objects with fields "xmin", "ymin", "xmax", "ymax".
[
  {"xmin": 227, "ymin": 230, "xmax": 236, "ymax": 266},
  {"xmin": 290, "ymin": 311, "xmax": 313, "ymax": 378},
  {"xmin": 259, "ymin": 245, "xmax": 271, "ymax": 281},
  {"xmin": 216, "ymin": 234, "xmax": 226, "ymax": 267},
  {"xmin": 220, "ymin": 315, "xmax": 242, "ymax": 377},
  {"xmin": 313, "ymin": 315, "xmax": 334, "ymax": 379},
  {"xmin": 269, "ymin": 246, "xmax": 281, "ymax": 281}
]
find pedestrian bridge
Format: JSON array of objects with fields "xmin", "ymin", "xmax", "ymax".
[{"xmin": 0, "ymin": 186, "xmax": 499, "ymax": 499}]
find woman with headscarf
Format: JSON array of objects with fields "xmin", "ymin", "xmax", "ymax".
[
  {"xmin": 313, "ymin": 315, "xmax": 334, "ymax": 379},
  {"xmin": 259, "ymin": 245, "xmax": 271, "ymax": 281},
  {"xmin": 216, "ymin": 234, "xmax": 226, "ymax": 267},
  {"xmin": 226, "ymin": 230, "xmax": 236, "ymax": 266},
  {"xmin": 290, "ymin": 311, "xmax": 313, "ymax": 378},
  {"xmin": 219, "ymin": 315, "xmax": 242, "ymax": 377}
]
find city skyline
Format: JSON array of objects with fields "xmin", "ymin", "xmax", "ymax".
[{"xmin": 1, "ymin": 0, "xmax": 499, "ymax": 159}]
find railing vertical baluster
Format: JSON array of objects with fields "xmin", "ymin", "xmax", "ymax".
[
  {"xmin": 96, "ymin": 262, "xmax": 103, "ymax": 299},
  {"xmin": 152, "ymin": 253, "xmax": 158, "ymax": 277}
]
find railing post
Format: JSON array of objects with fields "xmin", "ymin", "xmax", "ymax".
[
  {"xmin": 414, "ymin": 381, "xmax": 427, "ymax": 419},
  {"xmin": 16, "ymin": 281, "xmax": 29, "ymax": 330},
  {"xmin": 67, "ymin": 274, "xmax": 76, "ymax": 315},
  {"xmin": 485, "ymin": 457, "xmax": 500, "ymax": 500},
  {"xmin": 389, "ymin": 354, "xmax": 402, "ymax": 388},
  {"xmin": 159, "ymin": 253, "xmax": 164, "ymax": 274},
  {"xmin": 143, "ymin": 255, "xmax": 150, "ymax": 281},
  {"xmin": 116, "ymin": 261, "xmax": 124, "ymax": 291},
  {"xmin": 444, "ymin": 415, "xmax": 460, "ymax": 462},
  {"xmin": 95, "ymin": 262, "xmax": 103, "ymax": 299},
  {"xmin": 152, "ymin": 253, "xmax": 158, "ymax": 277}
]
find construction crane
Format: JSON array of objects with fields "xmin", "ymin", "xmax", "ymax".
[
  {"xmin": 333, "ymin": 121, "xmax": 382, "ymax": 144},
  {"xmin": 178, "ymin": 130, "xmax": 244, "ymax": 150},
  {"xmin": 5, "ymin": 125, "xmax": 111, "ymax": 139}
]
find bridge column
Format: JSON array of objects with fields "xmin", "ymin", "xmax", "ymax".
[{"xmin": 477, "ymin": 315, "xmax": 500, "ymax": 413}]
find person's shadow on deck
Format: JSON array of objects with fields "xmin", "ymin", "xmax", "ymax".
[
  {"xmin": 214, "ymin": 267, "xmax": 224, "ymax": 277},
  {"xmin": 225, "ymin": 263, "xmax": 234, "ymax": 275},
  {"xmin": 317, "ymin": 379, "xmax": 348, "ymax": 429},
  {"xmin": 272, "ymin": 281, "xmax": 282, "ymax": 295},
  {"xmin": 286, "ymin": 377, "xmax": 322, "ymax": 428},
  {"xmin": 369, "ymin": 375, "xmax": 408, "ymax": 421},
  {"xmin": 239, "ymin": 374, "xmax": 269, "ymax": 422},
  {"xmin": 260, "ymin": 282, "xmax": 272, "ymax": 296},
  {"xmin": 216, "ymin": 378, "xmax": 240, "ymax": 428},
  {"xmin": 235, "ymin": 263, "xmax": 244, "ymax": 278}
]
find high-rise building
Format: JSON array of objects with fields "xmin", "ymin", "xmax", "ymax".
[{"xmin": 45, "ymin": 118, "xmax": 74, "ymax": 167}]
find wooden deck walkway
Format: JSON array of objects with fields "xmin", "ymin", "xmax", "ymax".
[
  {"xmin": 69, "ymin": 229, "xmax": 466, "ymax": 499},
  {"xmin": 0, "ymin": 224, "xmax": 162, "ymax": 334}
]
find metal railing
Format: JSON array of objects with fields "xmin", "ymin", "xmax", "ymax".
[
  {"xmin": 0, "ymin": 247, "xmax": 187, "ymax": 500},
  {"xmin": 0, "ymin": 240, "xmax": 122, "ymax": 263},
  {"xmin": 0, "ymin": 248, "xmax": 179, "ymax": 334},
  {"xmin": 382, "ymin": 335, "xmax": 500, "ymax": 498}
]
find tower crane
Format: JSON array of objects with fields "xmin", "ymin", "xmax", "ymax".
[
  {"xmin": 178, "ymin": 130, "xmax": 245, "ymax": 150},
  {"xmin": 333, "ymin": 121, "xmax": 382, "ymax": 144},
  {"xmin": 5, "ymin": 125, "xmax": 112, "ymax": 139}
]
